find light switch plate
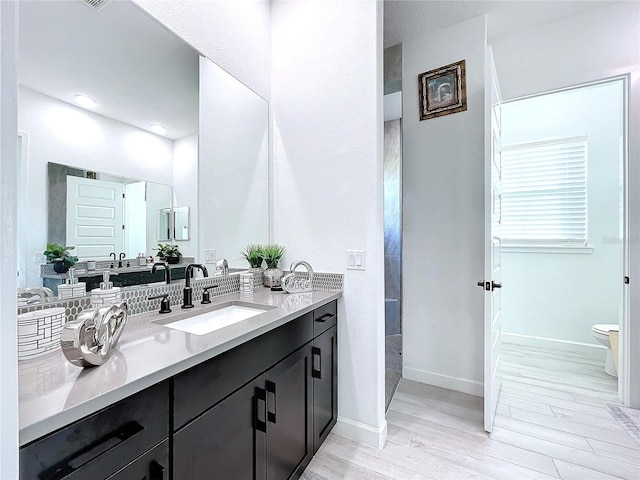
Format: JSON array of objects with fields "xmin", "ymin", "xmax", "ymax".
[
  {"xmin": 346, "ymin": 250, "xmax": 366, "ymax": 271},
  {"xmin": 204, "ymin": 249, "xmax": 216, "ymax": 264}
]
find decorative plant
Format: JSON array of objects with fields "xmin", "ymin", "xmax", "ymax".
[
  {"xmin": 43, "ymin": 243, "xmax": 78, "ymax": 269},
  {"xmin": 261, "ymin": 244, "xmax": 285, "ymax": 269},
  {"xmin": 241, "ymin": 244, "xmax": 264, "ymax": 269},
  {"xmin": 155, "ymin": 243, "xmax": 182, "ymax": 260}
]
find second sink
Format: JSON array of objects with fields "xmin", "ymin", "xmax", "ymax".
[{"xmin": 152, "ymin": 301, "xmax": 275, "ymax": 335}]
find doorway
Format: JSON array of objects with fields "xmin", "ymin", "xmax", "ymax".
[{"xmin": 499, "ymin": 78, "xmax": 626, "ymax": 402}]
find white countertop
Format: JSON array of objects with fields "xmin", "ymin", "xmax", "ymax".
[{"xmin": 18, "ymin": 288, "xmax": 342, "ymax": 446}]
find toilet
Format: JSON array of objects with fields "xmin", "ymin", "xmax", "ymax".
[{"xmin": 591, "ymin": 324, "xmax": 619, "ymax": 377}]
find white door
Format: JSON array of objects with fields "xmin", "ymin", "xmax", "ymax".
[
  {"xmin": 66, "ymin": 176, "xmax": 124, "ymax": 260},
  {"xmin": 482, "ymin": 47, "xmax": 503, "ymax": 432}
]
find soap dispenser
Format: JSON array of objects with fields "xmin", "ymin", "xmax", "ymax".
[{"xmin": 90, "ymin": 270, "xmax": 121, "ymax": 307}]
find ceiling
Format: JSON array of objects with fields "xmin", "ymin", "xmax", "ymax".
[
  {"xmin": 19, "ymin": 0, "xmax": 199, "ymax": 140},
  {"xmin": 384, "ymin": 0, "xmax": 615, "ymax": 48}
]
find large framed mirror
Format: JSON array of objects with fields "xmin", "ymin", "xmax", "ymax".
[{"xmin": 17, "ymin": 0, "xmax": 270, "ymax": 298}]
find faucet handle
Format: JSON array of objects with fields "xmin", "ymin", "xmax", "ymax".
[{"xmin": 148, "ymin": 294, "xmax": 171, "ymax": 314}]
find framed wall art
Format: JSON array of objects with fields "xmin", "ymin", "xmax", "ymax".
[{"xmin": 418, "ymin": 59, "xmax": 467, "ymax": 120}]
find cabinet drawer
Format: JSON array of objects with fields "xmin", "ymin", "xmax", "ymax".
[
  {"xmin": 313, "ymin": 300, "xmax": 337, "ymax": 336},
  {"xmin": 173, "ymin": 312, "xmax": 313, "ymax": 430},
  {"xmin": 106, "ymin": 439, "xmax": 169, "ymax": 480},
  {"xmin": 20, "ymin": 381, "xmax": 169, "ymax": 480}
]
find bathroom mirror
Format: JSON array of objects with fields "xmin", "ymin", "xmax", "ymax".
[
  {"xmin": 16, "ymin": 0, "xmax": 270, "ymax": 296},
  {"xmin": 174, "ymin": 207, "xmax": 190, "ymax": 241}
]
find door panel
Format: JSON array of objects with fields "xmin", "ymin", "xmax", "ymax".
[
  {"xmin": 66, "ymin": 176, "xmax": 124, "ymax": 260},
  {"xmin": 265, "ymin": 346, "xmax": 313, "ymax": 480},
  {"xmin": 173, "ymin": 376, "xmax": 266, "ymax": 480},
  {"xmin": 313, "ymin": 326, "xmax": 337, "ymax": 452},
  {"xmin": 484, "ymin": 46, "xmax": 503, "ymax": 432}
]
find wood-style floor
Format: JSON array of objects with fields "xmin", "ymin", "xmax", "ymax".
[{"xmin": 302, "ymin": 343, "xmax": 640, "ymax": 479}]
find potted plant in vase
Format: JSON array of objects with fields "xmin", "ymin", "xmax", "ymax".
[
  {"xmin": 261, "ymin": 244, "xmax": 285, "ymax": 288},
  {"xmin": 241, "ymin": 244, "xmax": 264, "ymax": 271},
  {"xmin": 155, "ymin": 243, "xmax": 182, "ymax": 264},
  {"xmin": 44, "ymin": 243, "xmax": 79, "ymax": 274}
]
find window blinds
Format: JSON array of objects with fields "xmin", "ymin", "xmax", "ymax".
[{"xmin": 501, "ymin": 136, "xmax": 587, "ymax": 246}]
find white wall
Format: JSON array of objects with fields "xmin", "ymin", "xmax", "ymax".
[
  {"xmin": 133, "ymin": 0, "xmax": 270, "ymax": 101},
  {"xmin": 0, "ymin": 1, "xmax": 19, "ymax": 475},
  {"xmin": 172, "ymin": 134, "xmax": 198, "ymax": 258},
  {"xmin": 402, "ymin": 16, "xmax": 487, "ymax": 396},
  {"xmin": 17, "ymin": 87, "xmax": 174, "ymax": 287},
  {"xmin": 491, "ymin": 0, "xmax": 640, "ymax": 407},
  {"xmin": 271, "ymin": 0, "xmax": 386, "ymax": 447},
  {"xmin": 501, "ymin": 81, "xmax": 624, "ymax": 347}
]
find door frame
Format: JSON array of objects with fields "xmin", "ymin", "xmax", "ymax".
[{"xmin": 498, "ymin": 75, "xmax": 632, "ymax": 406}]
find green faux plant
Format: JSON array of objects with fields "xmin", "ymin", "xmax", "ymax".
[
  {"xmin": 43, "ymin": 243, "xmax": 78, "ymax": 268},
  {"xmin": 241, "ymin": 244, "xmax": 264, "ymax": 269},
  {"xmin": 155, "ymin": 243, "xmax": 182, "ymax": 260},
  {"xmin": 261, "ymin": 244, "xmax": 285, "ymax": 269}
]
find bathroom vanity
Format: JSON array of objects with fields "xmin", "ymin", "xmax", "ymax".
[{"xmin": 18, "ymin": 290, "xmax": 339, "ymax": 480}]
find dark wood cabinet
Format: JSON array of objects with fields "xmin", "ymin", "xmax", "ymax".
[
  {"xmin": 22, "ymin": 300, "xmax": 338, "ymax": 480},
  {"xmin": 312, "ymin": 325, "xmax": 338, "ymax": 452},
  {"xmin": 173, "ymin": 376, "xmax": 266, "ymax": 480},
  {"xmin": 265, "ymin": 345, "xmax": 313, "ymax": 480},
  {"xmin": 173, "ymin": 344, "xmax": 314, "ymax": 480},
  {"xmin": 19, "ymin": 381, "xmax": 169, "ymax": 480}
]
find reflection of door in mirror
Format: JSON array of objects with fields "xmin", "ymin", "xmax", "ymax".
[
  {"xmin": 66, "ymin": 176, "xmax": 124, "ymax": 260},
  {"xmin": 157, "ymin": 209, "xmax": 171, "ymax": 242},
  {"xmin": 174, "ymin": 207, "xmax": 190, "ymax": 241}
]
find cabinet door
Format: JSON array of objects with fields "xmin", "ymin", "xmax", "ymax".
[
  {"xmin": 106, "ymin": 440, "xmax": 168, "ymax": 480},
  {"xmin": 173, "ymin": 376, "xmax": 267, "ymax": 480},
  {"xmin": 265, "ymin": 345, "xmax": 313, "ymax": 480},
  {"xmin": 312, "ymin": 326, "xmax": 337, "ymax": 452}
]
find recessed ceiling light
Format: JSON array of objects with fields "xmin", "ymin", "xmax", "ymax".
[
  {"xmin": 149, "ymin": 124, "xmax": 167, "ymax": 135},
  {"xmin": 74, "ymin": 95, "xmax": 97, "ymax": 109}
]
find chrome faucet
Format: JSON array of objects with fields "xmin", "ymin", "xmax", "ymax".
[
  {"xmin": 152, "ymin": 262, "xmax": 171, "ymax": 284},
  {"xmin": 182, "ymin": 264, "xmax": 209, "ymax": 309},
  {"xmin": 118, "ymin": 252, "xmax": 126, "ymax": 268},
  {"xmin": 215, "ymin": 258, "xmax": 229, "ymax": 275}
]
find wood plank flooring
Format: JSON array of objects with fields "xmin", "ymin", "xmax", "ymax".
[{"xmin": 302, "ymin": 343, "xmax": 639, "ymax": 479}]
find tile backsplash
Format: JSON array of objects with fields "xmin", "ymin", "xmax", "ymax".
[{"xmin": 19, "ymin": 270, "xmax": 344, "ymax": 322}]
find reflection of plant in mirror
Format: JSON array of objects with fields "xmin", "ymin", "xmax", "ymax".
[
  {"xmin": 155, "ymin": 243, "xmax": 182, "ymax": 262},
  {"xmin": 241, "ymin": 244, "xmax": 264, "ymax": 269},
  {"xmin": 262, "ymin": 244, "xmax": 285, "ymax": 269},
  {"xmin": 44, "ymin": 243, "xmax": 78, "ymax": 268}
]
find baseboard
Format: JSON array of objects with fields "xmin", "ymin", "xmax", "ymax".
[
  {"xmin": 402, "ymin": 367, "xmax": 483, "ymax": 397},
  {"xmin": 502, "ymin": 332, "xmax": 606, "ymax": 355},
  {"xmin": 333, "ymin": 416, "xmax": 388, "ymax": 449}
]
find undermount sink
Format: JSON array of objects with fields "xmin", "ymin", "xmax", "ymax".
[{"xmin": 152, "ymin": 302, "xmax": 275, "ymax": 335}]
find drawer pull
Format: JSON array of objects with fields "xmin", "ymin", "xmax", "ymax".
[
  {"xmin": 266, "ymin": 380, "xmax": 277, "ymax": 424},
  {"xmin": 312, "ymin": 347, "xmax": 322, "ymax": 379},
  {"xmin": 150, "ymin": 460, "xmax": 165, "ymax": 480},
  {"xmin": 254, "ymin": 387, "xmax": 267, "ymax": 433},
  {"xmin": 316, "ymin": 313, "xmax": 335, "ymax": 323},
  {"xmin": 39, "ymin": 421, "xmax": 145, "ymax": 480}
]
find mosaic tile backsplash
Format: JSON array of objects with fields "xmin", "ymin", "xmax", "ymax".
[{"xmin": 19, "ymin": 270, "xmax": 343, "ymax": 321}]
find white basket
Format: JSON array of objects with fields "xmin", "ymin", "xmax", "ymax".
[{"xmin": 17, "ymin": 307, "xmax": 66, "ymax": 360}]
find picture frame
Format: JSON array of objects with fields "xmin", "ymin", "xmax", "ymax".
[{"xmin": 418, "ymin": 59, "xmax": 467, "ymax": 120}]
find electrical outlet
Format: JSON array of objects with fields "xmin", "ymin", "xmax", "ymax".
[
  {"xmin": 346, "ymin": 250, "xmax": 366, "ymax": 271},
  {"xmin": 204, "ymin": 249, "xmax": 216, "ymax": 264},
  {"xmin": 34, "ymin": 252, "xmax": 43, "ymax": 263}
]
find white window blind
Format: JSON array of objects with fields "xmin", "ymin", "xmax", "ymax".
[{"xmin": 501, "ymin": 136, "xmax": 588, "ymax": 246}]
